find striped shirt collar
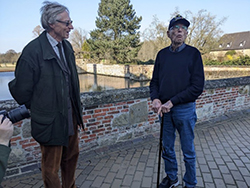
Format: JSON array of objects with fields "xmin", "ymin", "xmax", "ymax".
[{"xmin": 46, "ymin": 32, "xmax": 60, "ymax": 48}]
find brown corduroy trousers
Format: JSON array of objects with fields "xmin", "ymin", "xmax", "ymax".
[{"xmin": 40, "ymin": 123, "xmax": 79, "ymax": 188}]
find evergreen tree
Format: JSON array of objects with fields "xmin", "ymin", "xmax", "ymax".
[
  {"xmin": 88, "ymin": 0, "xmax": 142, "ymax": 64},
  {"xmin": 82, "ymin": 40, "xmax": 91, "ymax": 59}
]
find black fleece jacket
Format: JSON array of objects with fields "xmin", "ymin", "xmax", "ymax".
[{"xmin": 150, "ymin": 44, "xmax": 205, "ymax": 105}]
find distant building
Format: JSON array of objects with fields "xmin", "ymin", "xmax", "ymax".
[{"xmin": 210, "ymin": 31, "xmax": 250, "ymax": 59}]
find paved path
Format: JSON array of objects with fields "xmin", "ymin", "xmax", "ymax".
[{"xmin": 1, "ymin": 110, "xmax": 250, "ymax": 188}]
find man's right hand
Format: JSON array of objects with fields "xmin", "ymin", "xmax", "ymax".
[
  {"xmin": 152, "ymin": 99, "xmax": 162, "ymax": 116},
  {"xmin": 0, "ymin": 115, "xmax": 14, "ymax": 146}
]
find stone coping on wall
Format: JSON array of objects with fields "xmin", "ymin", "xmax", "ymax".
[
  {"xmin": 2, "ymin": 76, "xmax": 250, "ymax": 110},
  {"xmin": 204, "ymin": 76, "xmax": 250, "ymax": 89},
  {"xmin": 81, "ymin": 87, "xmax": 149, "ymax": 108},
  {"xmin": 204, "ymin": 66, "xmax": 250, "ymax": 71}
]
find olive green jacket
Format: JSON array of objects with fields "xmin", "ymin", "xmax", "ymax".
[
  {"xmin": 0, "ymin": 145, "xmax": 11, "ymax": 183},
  {"xmin": 9, "ymin": 31, "xmax": 83, "ymax": 146}
]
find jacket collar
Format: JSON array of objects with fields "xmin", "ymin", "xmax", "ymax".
[{"xmin": 38, "ymin": 31, "xmax": 74, "ymax": 61}]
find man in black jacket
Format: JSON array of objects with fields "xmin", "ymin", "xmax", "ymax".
[
  {"xmin": 150, "ymin": 15, "xmax": 204, "ymax": 188},
  {"xmin": 9, "ymin": 1, "xmax": 83, "ymax": 188}
]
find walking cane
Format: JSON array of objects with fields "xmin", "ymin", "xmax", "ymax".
[{"xmin": 157, "ymin": 113, "xmax": 164, "ymax": 188}]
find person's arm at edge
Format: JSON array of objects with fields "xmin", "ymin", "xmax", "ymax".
[{"xmin": 0, "ymin": 115, "xmax": 13, "ymax": 183}]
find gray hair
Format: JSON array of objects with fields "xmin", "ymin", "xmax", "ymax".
[{"xmin": 40, "ymin": 1, "xmax": 69, "ymax": 31}]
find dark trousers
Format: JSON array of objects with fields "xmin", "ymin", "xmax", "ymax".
[{"xmin": 40, "ymin": 121, "xmax": 79, "ymax": 188}]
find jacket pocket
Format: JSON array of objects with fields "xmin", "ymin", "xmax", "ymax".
[{"xmin": 31, "ymin": 109, "xmax": 55, "ymax": 144}]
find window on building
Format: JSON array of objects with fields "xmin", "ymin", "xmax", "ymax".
[
  {"xmin": 239, "ymin": 41, "xmax": 246, "ymax": 47},
  {"xmin": 227, "ymin": 42, "xmax": 231, "ymax": 48}
]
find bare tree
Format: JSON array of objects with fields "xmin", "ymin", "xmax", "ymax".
[
  {"xmin": 138, "ymin": 9, "xmax": 227, "ymax": 61},
  {"xmin": 69, "ymin": 27, "xmax": 88, "ymax": 53},
  {"xmin": 181, "ymin": 9, "xmax": 226, "ymax": 54},
  {"xmin": 166, "ymin": 8, "xmax": 226, "ymax": 54},
  {"xmin": 32, "ymin": 25, "xmax": 44, "ymax": 37},
  {"xmin": 0, "ymin": 50, "xmax": 20, "ymax": 64},
  {"xmin": 139, "ymin": 15, "xmax": 170, "ymax": 61}
]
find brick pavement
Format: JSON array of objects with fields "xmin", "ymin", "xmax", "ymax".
[{"xmin": 1, "ymin": 110, "xmax": 250, "ymax": 188}]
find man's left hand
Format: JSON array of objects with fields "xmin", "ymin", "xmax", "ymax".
[{"xmin": 161, "ymin": 100, "xmax": 173, "ymax": 113}]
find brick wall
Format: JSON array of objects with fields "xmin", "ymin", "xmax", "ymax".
[{"xmin": 1, "ymin": 76, "xmax": 250, "ymax": 177}]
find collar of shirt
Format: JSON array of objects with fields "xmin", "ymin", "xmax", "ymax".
[
  {"xmin": 46, "ymin": 32, "xmax": 58, "ymax": 48},
  {"xmin": 169, "ymin": 43, "xmax": 186, "ymax": 53},
  {"xmin": 46, "ymin": 32, "xmax": 61, "ymax": 59}
]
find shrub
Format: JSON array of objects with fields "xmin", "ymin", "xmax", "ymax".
[
  {"xmin": 203, "ymin": 55, "xmax": 250, "ymax": 66},
  {"xmin": 137, "ymin": 59, "xmax": 155, "ymax": 65},
  {"xmin": 225, "ymin": 50, "xmax": 236, "ymax": 56}
]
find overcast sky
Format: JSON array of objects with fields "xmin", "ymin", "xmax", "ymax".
[{"xmin": 0, "ymin": 0, "xmax": 250, "ymax": 53}]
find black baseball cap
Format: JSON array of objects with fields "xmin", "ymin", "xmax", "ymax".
[{"xmin": 168, "ymin": 14, "xmax": 190, "ymax": 30}]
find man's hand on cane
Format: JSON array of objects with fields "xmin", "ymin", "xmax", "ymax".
[
  {"xmin": 152, "ymin": 99, "xmax": 173, "ymax": 117},
  {"xmin": 161, "ymin": 100, "xmax": 173, "ymax": 114}
]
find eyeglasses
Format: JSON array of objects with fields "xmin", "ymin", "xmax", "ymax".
[
  {"xmin": 56, "ymin": 20, "xmax": 73, "ymax": 27},
  {"xmin": 170, "ymin": 25, "xmax": 188, "ymax": 31}
]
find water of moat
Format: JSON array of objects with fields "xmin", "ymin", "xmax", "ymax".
[{"xmin": 0, "ymin": 72, "xmax": 150, "ymax": 101}]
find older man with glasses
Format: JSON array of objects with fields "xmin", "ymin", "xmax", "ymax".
[
  {"xmin": 9, "ymin": 1, "xmax": 83, "ymax": 188},
  {"xmin": 150, "ymin": 15, "xmax": 205, "ymax": 188}
]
